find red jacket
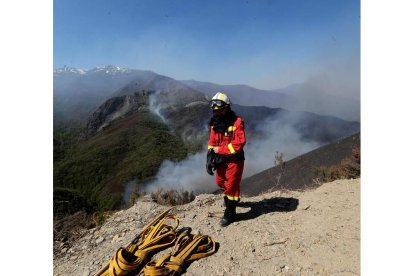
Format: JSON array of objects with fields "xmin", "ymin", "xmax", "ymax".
[{"xmin": 208, "ymin": 116, "xmax": 246, "ymax": 157}]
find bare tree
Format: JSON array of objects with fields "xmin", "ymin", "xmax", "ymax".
[{"xmin": 273, "ymin": 151, "xmax": 286, "ymax": 188}]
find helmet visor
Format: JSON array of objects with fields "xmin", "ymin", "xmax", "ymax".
[{"xmin": 209, "ymin": 100, "xmax": 226, "ymax": 110}]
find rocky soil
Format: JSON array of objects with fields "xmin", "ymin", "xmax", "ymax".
[{"xmin": 53, "ymin": 178, "xmax": 360, "ymax": 275}]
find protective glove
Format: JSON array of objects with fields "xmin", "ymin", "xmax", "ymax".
[
  {"xmin": 214, "ymin": 154, "xmax": 224, "ymax": 166},
  {"xmin": 206, "ymin": 164, "xmax": 214, "ymax": 175},
  {"xmin": 206, "ymin": 149, "xmax": 215, "ymax": 175}
]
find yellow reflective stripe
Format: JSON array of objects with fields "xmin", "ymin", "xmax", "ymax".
[
  {"xmin": 228, "ymin": 143, "xmax": 236, "ymax": 154},
  {"xmin": 226, "ymin": 195, "xmax": 239, "ymax": 201},
  {"xmin": 208, "ymin": 145, "xmax": 214, "ymax": 149},
  {"xmin": 227, "ymin": 126, "xmax": 236, "ymax": 132}
]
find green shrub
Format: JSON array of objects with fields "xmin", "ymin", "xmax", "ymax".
[
  {"xmin": 54, "ymin": 111, "xmax": 189, "ymax": 214},
  {"xmin": 53, "ymin": 187, "xmax": 94, "ymax": 218}
]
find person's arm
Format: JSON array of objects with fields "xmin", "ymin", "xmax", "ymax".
[{"xmin": 208, "ymin": 126, "xmax": 216, "ymax": 151}]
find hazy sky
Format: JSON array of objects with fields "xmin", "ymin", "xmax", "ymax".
[{"xmin": 54, "ymin": 0, "xmax": 360, "ymax": 90}]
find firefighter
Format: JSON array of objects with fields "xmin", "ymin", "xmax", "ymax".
[{"xmin": 206, "ymin": 92, "xmax": 246, "ymax": 227}]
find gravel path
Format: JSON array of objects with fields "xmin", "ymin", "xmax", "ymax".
[{"xmin": 54, "ymin": 178, "xmax": 360, "ymax": 276}]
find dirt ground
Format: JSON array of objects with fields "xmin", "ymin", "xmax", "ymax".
[{"xmin": 53, "ymin": 178, "xmax": 360, "ymax": 275}]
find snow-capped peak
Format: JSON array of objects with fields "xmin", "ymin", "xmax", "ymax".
[
  {"xmin": 54, "ymin": 66, "xmax": 87, "ymax": 75},
  {"xmin": 54, "ymin": 65, "xmax": 132, "ymax": 76},
  {"xmin": 89, "ymin": 65, "xmax": 131, "ymax": 75}
]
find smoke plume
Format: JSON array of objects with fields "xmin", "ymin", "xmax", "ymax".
[
  {"xmin": 148, "ymin": 91, "xmax": 166, "ymax": 122},
  {"xmin": 243, "ymin": 115, "xmax": 320, "ymax": 178},
  {"xmin": 126, "ymin": 113, "xmax": 321, "ymax": 199}
]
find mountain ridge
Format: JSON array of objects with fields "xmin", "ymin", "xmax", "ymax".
[
  {"xmin": 181, "ymin": 79, "xmax": 360, "ymax": 122},
  {"xmin": 54, "ymin": 65, "xmax": 360, "ymax": 124},
  {"xmin": 242, "ymin": 132, "xmax": 360, "ymax": 195}
]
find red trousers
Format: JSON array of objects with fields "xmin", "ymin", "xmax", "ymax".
[{"xmin": 215, "ymin": 161, "xmax": 244, "ymax": 201}]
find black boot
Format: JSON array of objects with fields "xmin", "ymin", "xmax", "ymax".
[
  {"xmin": 220, "ymin": 199, "xmax": 236, "ymax": 227},
  {"xmin": 223, "ymin": 196, "xmax": 228, "ymax": 207}
]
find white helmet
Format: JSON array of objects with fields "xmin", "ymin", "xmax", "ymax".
[{"xmin": 210, "ymin": 92, "xmax": 231, "ymax": 110}]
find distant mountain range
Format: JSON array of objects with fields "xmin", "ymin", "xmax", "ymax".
[
  {"xmin": 54, "ymin": 66, "xmax": 154, "ymax": 123},
  {"xmin": 180, "ymin": 80, "xmax": 289, "ymax": 109},
  {"xmin": 54, "ymin": 65, "xmax": 206, "ymax": 124},
  {"xmin": 181, "ymin": 80, "xmax": 360, "ymax": 122},
  {"xmin": 54, "ymin": 65, "xmax": 360, "ymax": 124}
]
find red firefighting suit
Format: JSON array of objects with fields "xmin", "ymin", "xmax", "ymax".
[{"xmin": 208, "ymin": 116, "xmax": 246, "ymax": 201}]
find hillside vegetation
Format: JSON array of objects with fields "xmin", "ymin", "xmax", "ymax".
[{"xmin": 54, "ymin": 110, "xmax": 189, "ymax": 216}]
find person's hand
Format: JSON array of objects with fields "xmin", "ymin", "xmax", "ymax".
[
  {"xmin": 213, "ymin": 147, "xmax": 219, "ymax": 153},
  {"xmin": 206, "ymin": 149, "xmax": 215, "ymax": 175},
  {"xmin": 206, "ymin": 165, "xmax": 214, "ymax": 175}
]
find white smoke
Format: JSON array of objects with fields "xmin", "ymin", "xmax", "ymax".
[
  {"xmin": 149, "ymin": 91, "xmax": 166, "ymax": 122},
  {"xmin": 243, "ymin": 115, "xmax": 320, "ymax": 178},
  {"xmin": 130, "ymin": 113, "xmax": 320, "ymax": 196},
  {"xmin": 123, "ymin": 90, "xmax": 322, "ymax": 200},
  {"xmin": 140, "ymin": 151, "xmax": 216, "ymax": 194}
]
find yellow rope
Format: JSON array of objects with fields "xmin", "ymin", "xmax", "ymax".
[
  {"xmin": 142, "ymin": 231, "xmax": 216, "ymax": 276},
  {"xmin": 95, "ymin": 207, "xmax": 179, "ymax": 276}
]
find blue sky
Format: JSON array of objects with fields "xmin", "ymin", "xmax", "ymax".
[{"xmin": 54, "ymin": 0, "xmax": 360, "ymax": 90}]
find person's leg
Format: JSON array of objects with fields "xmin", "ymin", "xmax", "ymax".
[
  {"xmin": 223, "ymin": 161, "xmax": 244, "ymax": 201},
  {"xmin": 215, "ymin": 163, "xmax": 227, "ymax": 190},
  {"xmin": 220, "ymin": 161, "xmax": 244, "ymax": 227}
]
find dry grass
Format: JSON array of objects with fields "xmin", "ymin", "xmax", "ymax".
[
  {"xmin": 151, "ymin": 188, "xmax": 196, "ymax": 206},
  {"xmin": 313, "ymin": 147, "xmax": 360, "ymax": 183},
  {"xmin": 129, "ymin": 186, "xmax": 196, "ymax": 206}
]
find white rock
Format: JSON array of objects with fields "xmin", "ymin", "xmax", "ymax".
[
  {"xmin": 95, "ymin": 237, "xmax": 104, "ymax": 244},
  {"xmin": 111, "ymin": 234, "xmax": 119, "ymax": 243}
]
